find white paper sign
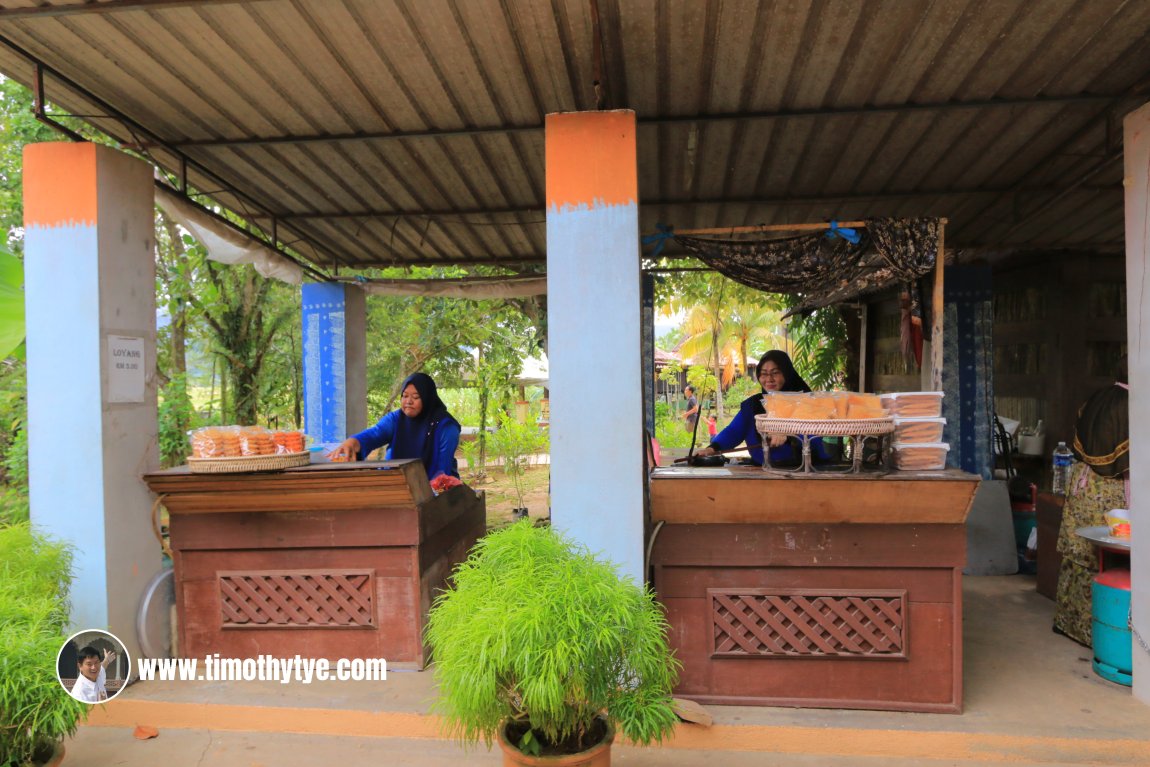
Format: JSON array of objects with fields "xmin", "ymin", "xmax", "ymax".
[{"xmin": 107, "ymin": 335, "xmax": 145, "ymax": 403}]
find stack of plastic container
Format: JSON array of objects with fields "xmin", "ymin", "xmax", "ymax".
[{"xmin": 881, "ymin": 392, "xmax": 948, "ymax": 470}]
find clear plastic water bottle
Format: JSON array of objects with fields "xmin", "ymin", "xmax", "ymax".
[{"xmin": 1052, "ymin": 441, "xmax": 1074, "ymax": 495}]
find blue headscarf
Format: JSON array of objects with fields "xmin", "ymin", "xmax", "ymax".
[{"xmin": 392, "ymin": 373, "xmax": 455, "ymax": 468}]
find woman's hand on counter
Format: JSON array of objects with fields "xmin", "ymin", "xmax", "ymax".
[
  {"xmin": 767, "ymin": 433, "xmax": 788, "ymax": 448},
  {"xmin": 327, "ymin": 438, "xmax": 361, "ymax": 463},
  {"xmin": 694, "ymin": 446, "xmax": 716, "ymax": 457}
]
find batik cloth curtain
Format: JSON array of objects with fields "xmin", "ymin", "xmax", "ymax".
[
  {"xmin": 941, "ymin": 265, "xmax": 994, "ymax": 479},
  {"xmin": 674, "ymin": 217, "xmax": 942, "ymax": 317}
]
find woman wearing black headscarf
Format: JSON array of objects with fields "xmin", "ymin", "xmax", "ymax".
[
  {"xmin": 327, "ymin": 372, "xmax": 461, "ymax": 480},
  {"xmin": 695, "ymin": 350, "xmax": 824, "ymax": 466}
]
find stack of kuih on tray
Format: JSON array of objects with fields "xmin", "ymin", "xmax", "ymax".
[
  {"xmin": 190, "ymin": 426, "xmax": 307, "ymax": 457},
  {"xmin": 881, "ymin": 393, "xmax": 948, "ymax": 470},
  {"xmin": 185, "ymin": 426, "xmax": 310, "ymax": 473}
]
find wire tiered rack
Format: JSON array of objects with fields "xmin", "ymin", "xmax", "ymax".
[{"xmin": 754, "ymin": 415, "xmax": 895, "ymax": 475}]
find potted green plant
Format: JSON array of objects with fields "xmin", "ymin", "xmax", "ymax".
[
  {"xmin": 489, "ymin": 414, "xmax": 547, "ymax": 519},
  {"xmin": 425, "ymin": 520, "xmax": 680, "ymax": 765},
  {"xmin": 0, "ymin": 522, "xmax": 86, "ymax": 767}
]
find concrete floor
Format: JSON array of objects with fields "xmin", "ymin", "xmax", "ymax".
[{"xmin": 68, "ymin": 576, "xmax": 1150, "ymax": 766}]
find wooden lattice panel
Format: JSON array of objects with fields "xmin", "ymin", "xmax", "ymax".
[
  {"xmin": 219, "ymin": 569, "xmax": 375, "ymax": 628},
  {"xmin": 709, "ymin": 588, "xmax": 907, "ymax": 659}
]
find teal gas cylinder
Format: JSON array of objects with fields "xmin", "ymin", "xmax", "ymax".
[{"xmin": 1091, "ymin": 568, "xmax": 1133, "ymax": 686}]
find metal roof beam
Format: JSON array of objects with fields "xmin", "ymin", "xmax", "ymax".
[
  {"xmin": 165, "ymin": 94, "xmax": 1117, "ymax": 148},
  {"xmin": 266, "ymin": 184, "xmax": 1121, "ymax": 220},
  {"xmin": 0, "ymin": 0, "xmax": 272, "ymax": 19}
]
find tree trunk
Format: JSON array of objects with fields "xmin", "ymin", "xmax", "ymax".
[
  {"xmin": 711, "ymin": 335, "xmax": 725, "ymax": 419},
  {"xmin": 477, "ymin": 345, "xmax": 489, "ymax": 468},
  {"xmin": 290, "ymin": 325, "xmax": 301, "ymax": 427}
]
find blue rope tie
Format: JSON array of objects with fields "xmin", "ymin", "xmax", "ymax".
[
  {"xmin": 825, "ymin": 220, "xmax": 861, "ymax": 245},
  {"xmin": 641, "ymin": 223, "xmax": 675, "ymax": 257}
]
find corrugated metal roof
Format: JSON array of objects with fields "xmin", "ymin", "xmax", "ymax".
[{"xmin": 0, "ymin": 0, "xmax": 1146, "ymax": 274}]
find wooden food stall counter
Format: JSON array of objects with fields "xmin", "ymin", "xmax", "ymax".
[
  {"xmin": 145, "ymin": 459, "xmax": 485, "ymax": 669},
  {"xmin": 649, "ymin": 466, "xmax": 979, "ymax": 713}
]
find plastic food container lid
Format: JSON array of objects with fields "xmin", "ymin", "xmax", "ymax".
[
  {"xmin": 880, "ymin": 391, "xmax": 944, "ymax": 399},
  {"xmin": 892, "ymin": 442, "xmax": 950, "ymax": 449}
]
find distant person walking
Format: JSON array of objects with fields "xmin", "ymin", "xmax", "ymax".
[{"xmin": 682, "ymin": 385, "xmax": 699, "ymax": 433}]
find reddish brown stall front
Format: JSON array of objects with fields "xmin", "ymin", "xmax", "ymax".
[
  {"xmin": 649, "ymin": 466, "xmax": 978, "ymax": 713},
  {"xmin": 145, "ymin": 460, "xmax": 485, "ymax": 669}
]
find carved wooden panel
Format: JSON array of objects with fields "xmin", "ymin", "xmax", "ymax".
[
  {"xmin": 219, "ymin": 569, "xmax": 375, "ymax": 628},
  {"xmin": 709, "ymin": 588, "xmax": 907, "ymax": 659}
]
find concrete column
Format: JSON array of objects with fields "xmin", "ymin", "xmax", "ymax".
[
  {"xmin": 546, "ymin": 111, "xmax": 643, "ymax": 583},
  {"xmin": 23, "ymin": 142, "xmax": 157, "ymax": 658},
  {"xmin": 1125, "ymin": 101, "xmax": 1150, "ymax": 703},
  {"xmin": 301, "ymin": 282, "xmax": 366, "ymax": 444}
]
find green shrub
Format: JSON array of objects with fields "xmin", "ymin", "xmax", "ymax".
[
  {"xmin": 0, "ymin": 485, "xmax": 28, "ymax": 526},
  {"xmin": 0, "ymin": 523, "xmax": 86, "ymax": 766},
  {"xmin": 426, "ymin": 521, "xmax": 680, "ymax": 757}
]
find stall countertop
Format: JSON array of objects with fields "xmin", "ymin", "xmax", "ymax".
[
  {"xmin": 651, "ymin": 465, "xmax": 976, "ymax": 481},
  {"xmin": 649, "ymin": 465, "xmax": 979, "ymax": 524},
  {"xmin": 143, "ymin": 458, "xmax": 436, "ymax": 511},
  {"xmin": 145, "ymin": 457, "xmax": 422, "ymax": 478}
]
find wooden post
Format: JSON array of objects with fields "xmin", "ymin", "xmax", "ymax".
[{"xmin": 930, "ymin": 221, "xmax": 947, "ymax": 392}]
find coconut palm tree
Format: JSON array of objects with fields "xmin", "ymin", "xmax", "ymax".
[{"xmin": 724, "ymin": 300, "xmax": 789, "ymax": 383}]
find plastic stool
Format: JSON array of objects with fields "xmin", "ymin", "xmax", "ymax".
[{"xmin": 1091, "ymin": 568, "xmax": 1133, "ymax": 686}]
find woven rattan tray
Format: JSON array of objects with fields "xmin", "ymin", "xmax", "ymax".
[
  {"xmin": 186, "ymin": 451, "xmax": 310, "ymax": 474},
  {"xmin": 755, "ymin": 415, "xmax": 895, "ymax": 437}
]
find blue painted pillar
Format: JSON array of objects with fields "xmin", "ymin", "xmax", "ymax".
[
  {"xmin": 301, "ymin": 283, "xmax": 366, "ymax": 444},
  {"xmin": 546, "ymin": 111, "xmax": 644, "ymax": 584},
  {"xmin": 23, "ymin": 142, "xmax": 157, "ymax": 657}
]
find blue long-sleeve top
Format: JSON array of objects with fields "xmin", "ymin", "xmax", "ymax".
[
  {"xmin": 710, "ymin": 394, "xmax": 828, "ymax": 466},
  {"xmin": 351, "ymin": 410, "xmax": 461, "ymax": 480}
]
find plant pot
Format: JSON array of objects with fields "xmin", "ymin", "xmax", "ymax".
[
  {"xmin": 497, "ymin": 718, "xmax": 614, "ymax": 767},
  {"xmin": 32, "ymin": 740, "xmax": 65, "ymax": 767}
]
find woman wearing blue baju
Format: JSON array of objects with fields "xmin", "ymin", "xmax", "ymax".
[
  {"xmin": 327, "ymin": 372, "xmax": 461, "ymax": 480},
  {"xmin": 696, "ymin": 350, "xmax": 827, "ymax": 466}
]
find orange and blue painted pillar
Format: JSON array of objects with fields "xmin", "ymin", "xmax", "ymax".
[
  {"xmin": 545, "ymin": 111, "xmax": 644, "ymax": 581},
  {"xmin": 23, "ymin": 142, "xmax": 157, "ymax": 651}
]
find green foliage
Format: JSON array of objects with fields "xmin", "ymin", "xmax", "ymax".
[
  {"xmin": 457, "ymin": 433, "xmax": 485, "ymax": 476},
  {"xmin": 488, "ymin": 414, "xmax": 548, "ymax": 509},
  {"xmin": 783, "ymin": 301, "xmax": 849, "ymax": 390},
  {"xmin": 725, "ymin": 374, "xmax": 761, "ymax": 406},
  {"xmin": 158, "ymin": 373, "xmax": 196, "ymax": 468},
  {"xmin": 363, "ymin": 266, "xmax": 534, "ymax": 413},
  {"xmin": 192, "ymin": 261, "xmax": 295, "ymax": 425},
  {"xmin": 0, "ymin": 486, "xmax": 29, "ymax": 526},
  {"xmin": 654, "ymin": 414, "xmax": 694, "ymax": 449},
  {"xmin": 0, "ymin": 77, "xmax": 67, "ymax": 248},
  {"xmin": 426, "ymin": 521, "xmax": 680, "ymax": 756},
  {"xmin": 685, "ymin": 366, "xmax": 717, "ymax": 400},
  {"xmin": 0, "ymin": 358, "xmax": 26, "ymax": 486},
  {"xmin": 0, "ymin": 241, "xmax": 25, "ymax": 360},
  {"xmin": 3, "ymin": 423, "xmax": 27, "ymax": 490},
  {"xmin": 656, "ymin": 360, "xmax": 683, "ymax": 384},
  {"xmin": 0, "ymin": 523, "xmax": 86, "ymax": 766}
]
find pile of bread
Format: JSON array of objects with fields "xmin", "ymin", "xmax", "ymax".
[
  {"xmin": 190, "ymin": 426, "xmax": 307, "ymax": 458},
  {"xmin": 763, "ymin": 391, "xmax": 886, "ymax": 420}
]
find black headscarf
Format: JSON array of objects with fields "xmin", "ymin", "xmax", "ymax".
[
  {"xmin": 756, "ymin": 350, "xmax": 812, "ymax": 393},
  {"xmin": 392, "ymin": 373, "xmax": 454, "ymax": 468}
]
